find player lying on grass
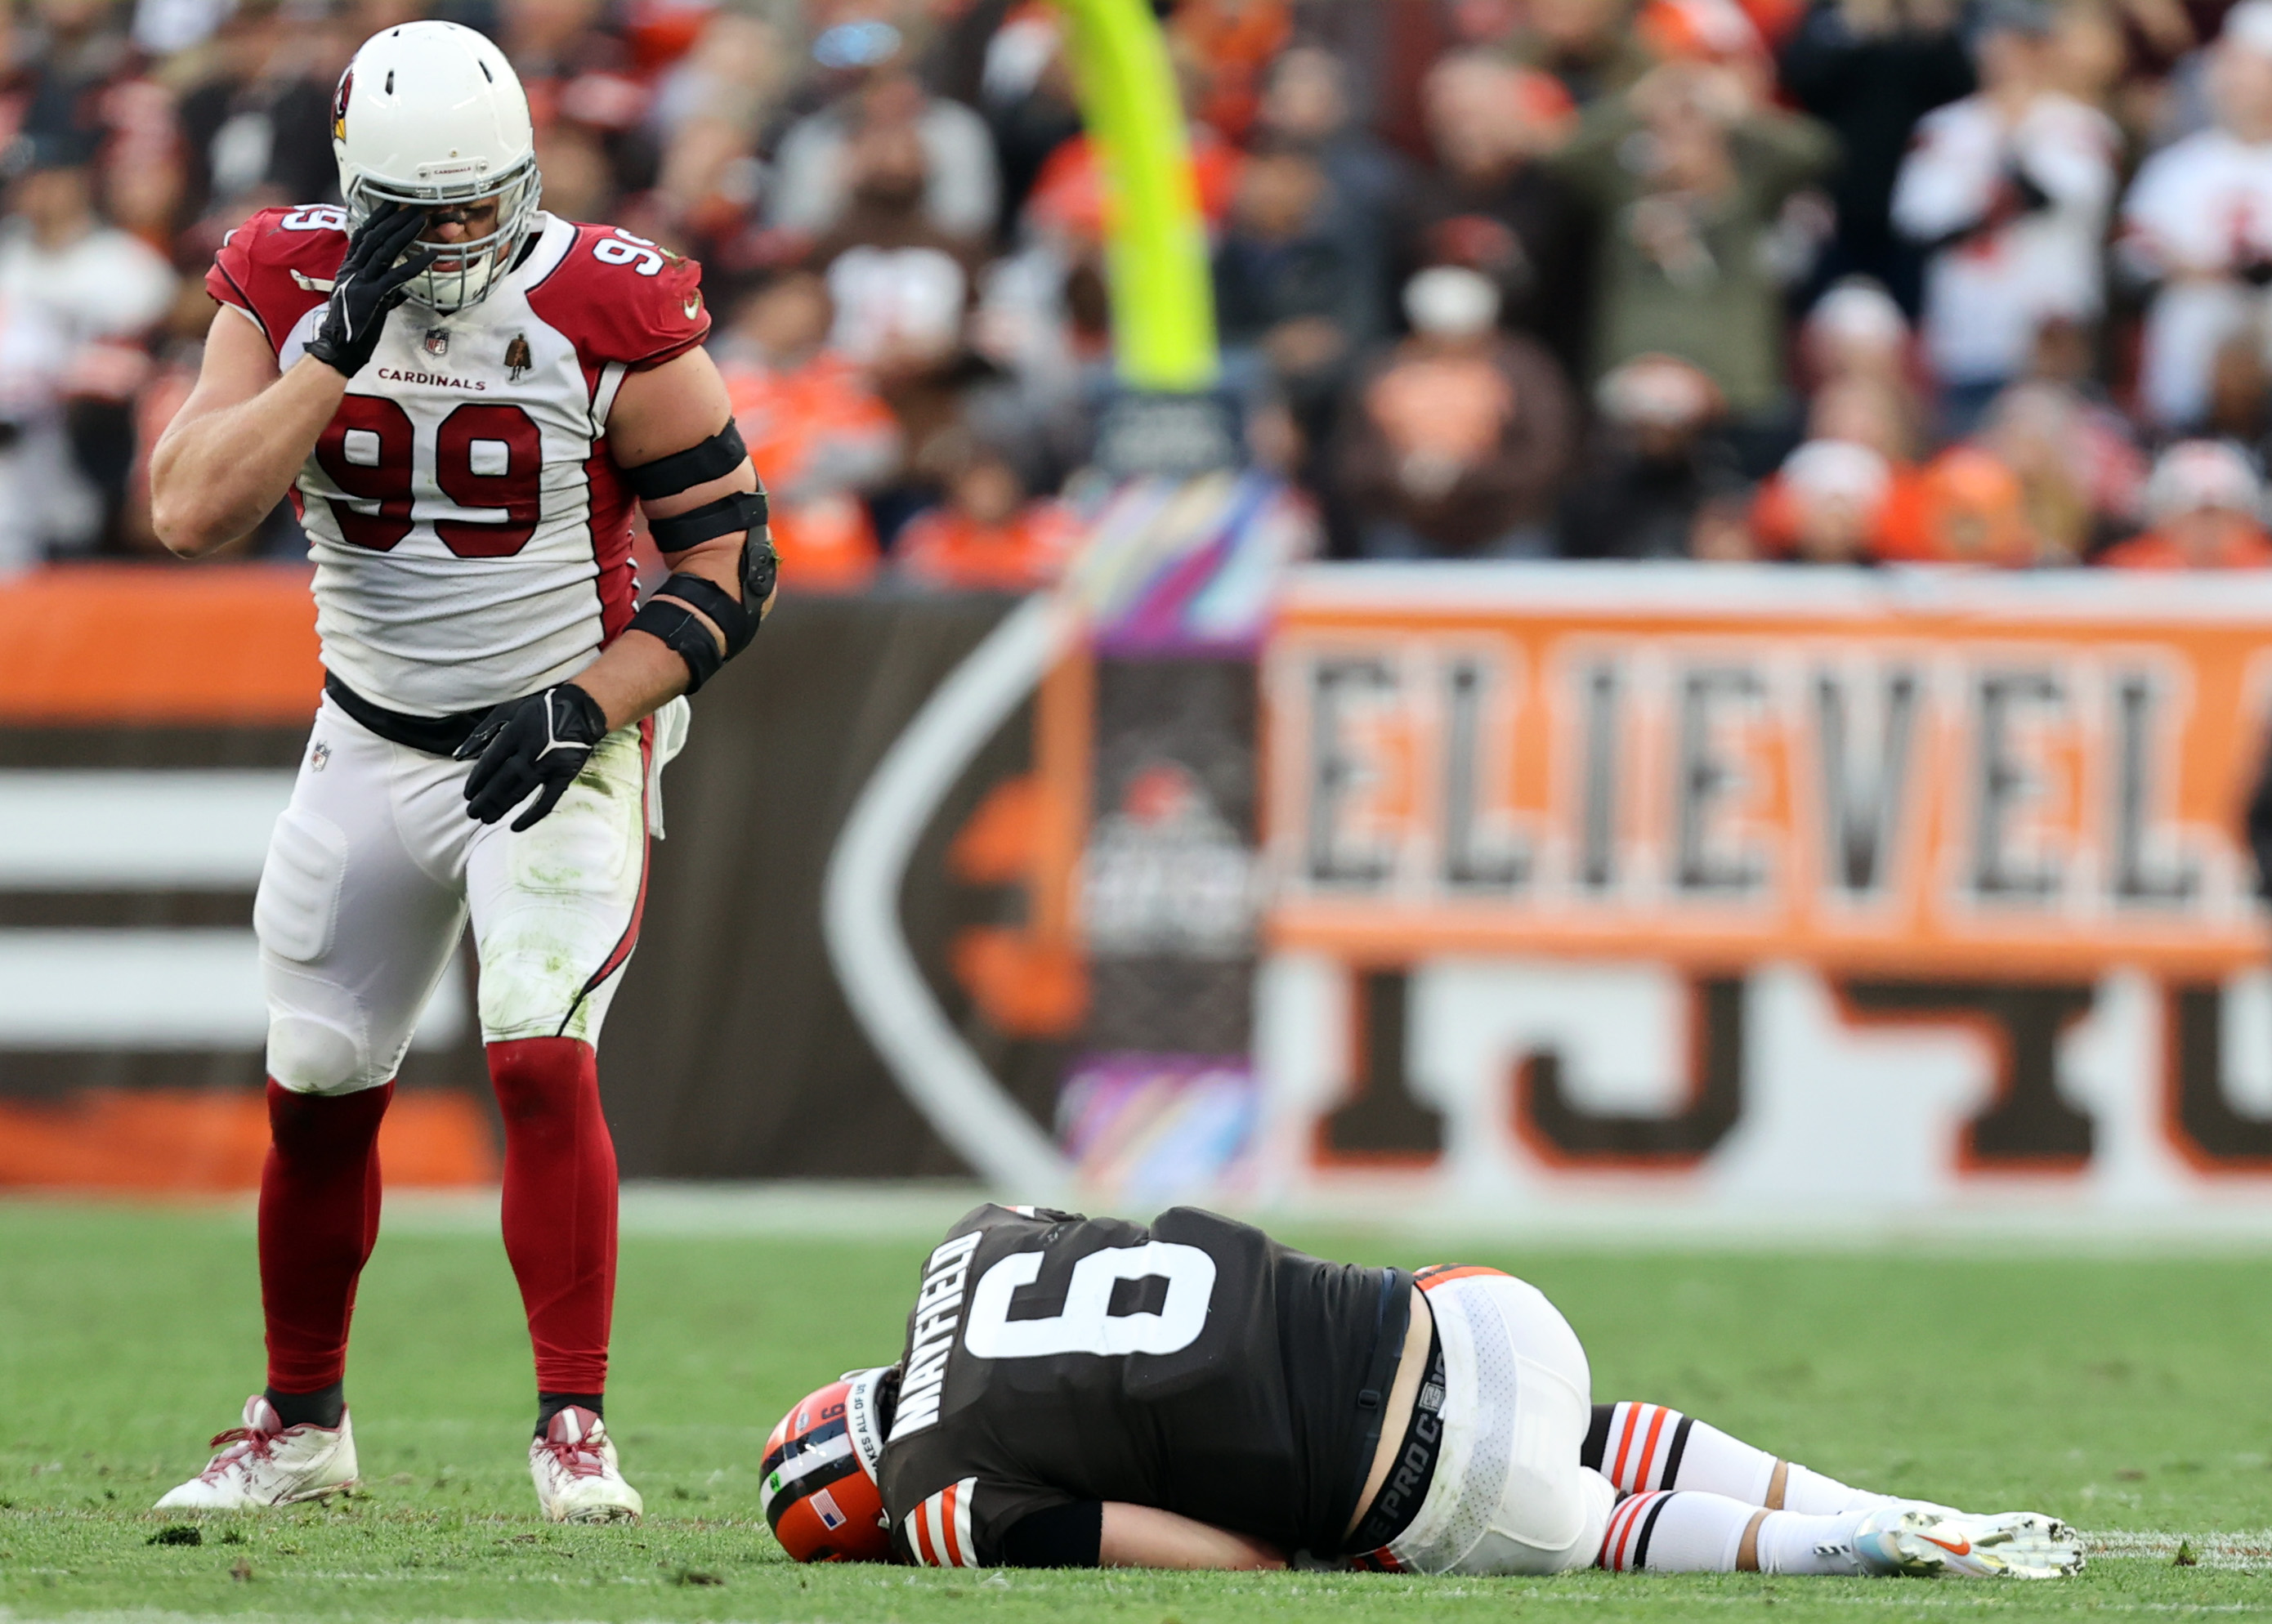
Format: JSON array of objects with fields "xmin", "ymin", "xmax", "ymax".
[{"xmin": 763, "ymin": 1205, "xmax": 2082, "ymax": 1580}]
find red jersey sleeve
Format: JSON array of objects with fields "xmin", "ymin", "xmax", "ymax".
[
  {"xmin": 206, "ymin": 204, "xmax": 349, "ymax": 356},
  {"xmin": 527, "ymin": 222, "xmax": 712, "ymax": 371}
]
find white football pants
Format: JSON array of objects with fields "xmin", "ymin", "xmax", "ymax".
[
  {"xmin": 253, "ymin": 692, "xmax": 688, "ymax": 1095},
  {"xmin": 1383, "ymin": 1269, "xmax": 1616, "ymax": 1577}
]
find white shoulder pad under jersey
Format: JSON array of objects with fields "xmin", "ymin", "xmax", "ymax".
[{"xmin": 209, "ymin": 208, "xmax": 711, "ymax": 715}]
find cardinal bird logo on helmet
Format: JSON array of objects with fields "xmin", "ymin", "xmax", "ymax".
[{"xmin": 331, "ymin": 69, "xmax": 352, "ymax": 141}]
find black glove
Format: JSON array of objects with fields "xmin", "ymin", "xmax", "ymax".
[
  {"xmin": 455, "ymin": 683, "xmax": 609, "ymax": 831},
  {"xmin": 305, "ymin": 202, "xmax": 437, "ymax": 378}
]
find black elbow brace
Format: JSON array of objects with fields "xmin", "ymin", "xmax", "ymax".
[
  {"xmin": 633, "ymin": 481, "xmax": 778, "ymax": 693},
  {"xmin": 648, "ymin": 486, "xmax": 768, "ymax": 552},
  {"xmin": 628, "ymin": 570, "xmax": 761, "ymax": 694}
]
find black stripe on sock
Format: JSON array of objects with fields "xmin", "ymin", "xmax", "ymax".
[
  {"xmin": 1630, "ymin": 1492, "xmax": 1676, "ymax": 1571},
  {"xmin": 1582, "ymin": 1403, "xmax": 1617, "ymax": 1471},
  {"xmin": 1659, "ymin": 1414, "xmax": 1696, "ymax": 1488}
]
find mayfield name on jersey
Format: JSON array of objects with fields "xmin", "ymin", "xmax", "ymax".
[{"xmin": 207, "ymin": 206, "xmax": 709, "ymax": 717}]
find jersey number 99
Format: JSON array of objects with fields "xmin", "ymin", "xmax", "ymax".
[
  {"xmin": 964, "ymin": 1242, "xmax": 1216, "ymax": 1360},
  {"xmin": 314, "ymin": 398, "xmax": 543, "ymax": 556}
]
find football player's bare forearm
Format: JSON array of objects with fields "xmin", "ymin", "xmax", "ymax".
[
  {"xmin": 575, "ymin": 532, "xmax": 743, "ymax": 731},
  {"xmin": 152, "ymin": 358, "xmax": 347, "ymax": 557},
  {"xmin": 1096, "ymin": 1504, "xmax": 1287, "ymax": 1570}
]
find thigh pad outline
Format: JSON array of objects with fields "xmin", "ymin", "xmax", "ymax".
[{"xmin": 255, "ymin": 807, "xmax": 349, "ymax": 963}]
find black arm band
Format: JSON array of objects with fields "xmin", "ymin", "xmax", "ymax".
[
  {"xmin": 623, "ymin": 421, "xmax": 749, "ymax": 500},
  {"xmin": 997, "ymin": 1501, "xmax": 1102, "ymax": 1568},
  {"xmin": 626, "ymin": 596, "xmax": 725, "ymax": 693},
  {"xmin": 649, "ymin": 487, "xmax": 768, "ymax": 552},
  {"xmin": 652, "ymin": 570, "xmax": 757, "ymax": 655}
]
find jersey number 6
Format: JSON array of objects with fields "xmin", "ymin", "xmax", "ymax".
[
  {"xmin": 314, "ymin": 397, "xmax": 543, "ymax": 557},
  {"xmin": 963, "ymin": 1242, "xmax": 1216, "ymax": 1360}
]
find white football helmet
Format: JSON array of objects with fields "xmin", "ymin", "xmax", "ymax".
[{"xmin": 332, "ymin": 20, "xmax": 543, "ymax": 314}]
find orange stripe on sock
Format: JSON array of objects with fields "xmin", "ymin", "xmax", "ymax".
[
  {"xmin": 1634, "ymin": 1403, "xmax": 1671, "ymax": 1491},
  {"xmin": 1608, "ymin": 1403, "xmax": 1645, "ymax": 1489},
  {"xmin": 1609, "ymin": 1492, "xmax": 1659, "ymax": 1572},
  {"xmin": 1595, "ymin": 1499, "xmax": 1636, "ymax": 1569}
]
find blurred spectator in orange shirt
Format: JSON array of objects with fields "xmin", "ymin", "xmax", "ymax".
[
  {"xmin": 1970, "ymin": 378, "xmax": 2143, "ymax": 561},
  {"xmin": 1888, "ymin": 444, "xmax": 2037, "ymax": 563},
  {"xmin": 715, "ymin": 271, "xmax": 903, "ymax": 593},
  {"xmin": 1754, "ymin": 436, "xmax": 1894, "ymax": 561},
  {"xmin": 895, "ymin": 436, "xmax": 1081, "ymax": 592},
  {"xmin": 1023, "ymin": 117, "xmax": 1243, "ymax": 244},
  {"xmin": 2100, "ymin": 440, "xmax": 2272, "ymax": 567},
  {"xmin": 1166, "ymin": 0, "xmax": 1292, "ymax": 142},
  {"xmin": 1751, "ymin": 374, "xmax": 1920, "ymax": 557}
]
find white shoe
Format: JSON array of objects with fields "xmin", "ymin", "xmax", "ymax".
[
  {"xmin": 1849, "ymin": 1507, "xmax": 2083, "ymax": 1579},
  {"xmin": 530, "ymin": 1406, "xmax": 643, "ymax": 1523},
  {"xmin": 154, "ymin": 1396, "xmax": 358, "ymax": 1510}
]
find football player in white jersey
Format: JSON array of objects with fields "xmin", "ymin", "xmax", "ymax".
[{"xmin": 146, "ymin": 21, "xmax": 771, "ymax": 1523}]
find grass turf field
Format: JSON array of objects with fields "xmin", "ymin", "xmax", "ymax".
[{"xmin": 2, "ymin": 1201, "xmax": 2270, "ymax": 1622}]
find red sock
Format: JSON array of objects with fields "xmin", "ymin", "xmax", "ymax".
[
  {"xmin": 489, "ymin": 1038, "xmax": 618, "ymax": 1394},
  {"xmin": 260, "ymin": 1080, "xmax": 391, "ymax": 1395}
]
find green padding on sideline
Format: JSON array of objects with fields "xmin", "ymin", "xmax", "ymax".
[{"xmin": 1053, "ymin": 0, "xmax": 1219, "ymax": 392}]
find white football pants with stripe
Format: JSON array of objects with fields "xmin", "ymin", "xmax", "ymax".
[{"xmin": 254, "ymin": 691, "xmax": 687, "ymax": 1094}]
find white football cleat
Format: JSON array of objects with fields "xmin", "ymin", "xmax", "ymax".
[
  {"xmin": 154, "ymin": 1395, "xmax": 358, "ymax": 1510},
  {"xmin": 530, "ymin": 1406, "xmax": 643, "ymax": 1523},
  {"xmin": 1849, "ymin": 1507, "xmax": 2083, "ymax": 1579}
]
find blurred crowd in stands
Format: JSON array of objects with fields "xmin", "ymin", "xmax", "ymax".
[{"xmin": 7, "ymin": 0, "xmax": 2272, "ymax": 586}]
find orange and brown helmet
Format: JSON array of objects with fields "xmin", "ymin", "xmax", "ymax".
[{"xmin": 763, "ymin": 1367, "xmax": 895, "ymax": 1563}]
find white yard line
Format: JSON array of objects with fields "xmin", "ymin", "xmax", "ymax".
[{"xmin": 2084, "ymin": 1529, "xmax": 2272, "ymax": 1569}]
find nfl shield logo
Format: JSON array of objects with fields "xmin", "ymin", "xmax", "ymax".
[{"xmin": 423, "ymin": 328, "xmax": 449, "ymax": 359}]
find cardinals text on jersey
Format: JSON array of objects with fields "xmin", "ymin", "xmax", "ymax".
[{"xmin": 208, "ymin": 207, "xmax": 710, "ymax": 717}]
